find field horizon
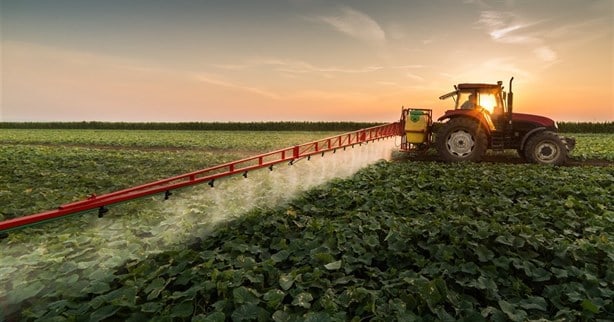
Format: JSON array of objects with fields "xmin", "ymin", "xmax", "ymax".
[{"xmin": 0, "ymin": 120, "xmax": 613, "ymax": 133}]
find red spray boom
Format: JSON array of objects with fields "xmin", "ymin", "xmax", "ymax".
[{"xmin": 0, "ymin": 122, "xmax": 402, "ymax": 236}]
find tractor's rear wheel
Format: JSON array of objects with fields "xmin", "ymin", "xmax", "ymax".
[
  {"xmin": 524, "ymin": 131, "xmax": 567, "ymax": 165},
  {"xmin": 436, "ymin": 118, "xmax": 487, "ymax": 162}
]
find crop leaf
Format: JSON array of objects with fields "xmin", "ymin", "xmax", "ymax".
[
  {"xmin": 324, "ymin": 260, "xmax": 342, "ymax": 271},
  {"xmin": 581, "ymin": 299, "xmax": 600, "ymax": 313},
  {"xmin": 170, "ymin": 300, "xmax": 194, "ymax": 318},
  {"xmin": 263, "ymin": 289, "xmax": 285, "ymax": 309},
  {"xmin": 518, "ymin": 296, "xmax": 548, "ymax": 312},
  {"xmin": 197, "ymin": 311, "xmax": 225, "ymax": 322},
  {"xmin": 9, "ymin": 281, "xmax": 45, "ymax": 304},
  {"xmin": 475, "ymin": 245, "xmax": 494, "ymax": 262},
  {"xmin": 279, "ymin": 273, "xmax": 295, "ymax": 291},
  {"xmin": 498, "ymin": 300, "xmax": 527, "ymax": 322},
  {"xmin": 231, "ymin": 304, "xmax": 266, "ymax": 321},
  {"xmin": 271, "ymin": 250, "xmax": 290, "ymax": 263},
  {"xmin": 141, "ymin": 302, "xmax": 163, "ymax": 313},
  {"xmin": 89, "ymin": 305, "xmax": 120, "ymax": 322},
  {"xmin": 233, "ymin": 286, "xmax": 261, "ymax": 305},
  {"xmin": 292, "ymin": 292, "xmax": 314, "ymax": 309}
]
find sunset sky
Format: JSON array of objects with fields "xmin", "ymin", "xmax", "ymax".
[{"xmin": 1, "ymin": 0, "xmax": 612, "ymax": 122}]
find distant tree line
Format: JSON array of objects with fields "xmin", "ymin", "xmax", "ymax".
[
  {"xmin": 0, "ymin": 121, "xmax": 385, "ymax": 132},
  {"xmin": 557, "ymin": 121, "xmax": 613, "ymax": 133},
  {"xmin": 0, "ymin": 121, "xmax": 611, "ymax": 133}
]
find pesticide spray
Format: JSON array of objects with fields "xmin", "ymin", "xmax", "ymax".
[
  {"xmin": 159, "ymin": 137, "xmax": 396, "ymax": 237},
  {"xmin": 0, "ymin": 138, "xmax": 395, "ymax": 313}
]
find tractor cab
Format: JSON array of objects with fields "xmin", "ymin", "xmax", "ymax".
[
  {"xmin": 438, "ymin": 81, "xmax": 509, "ymax": 132},
  {"xmin": 441, "ymin": 83, "xmax": 505, "ymax": 112}
]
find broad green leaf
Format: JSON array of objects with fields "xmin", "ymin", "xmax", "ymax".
[
  {"xmin": 312, "ymin": 252, "xmax": 335, "ymax": 264},
  {"xmin": 170, "ymin": 300, "xmax": 194, "ymax": 318},
  {"xmin": 231, "ymin": 304, "xmax": 261, "ymax": 321},
  {"xmin": 233, "ymin": 286, "xmax": 260, "ymax": 305},
  {"xmin": 324, "ymin": 260, "xmax": 342, "ymax": 270},
  {"xmin": 279, "ymin": 273, "xmax": 295, "ymax": 290},
  {"xmin": 304, "ymin": 312, "xmax": 334, "ymax": 322},
  {"xmin": 519, "ymin": 296, "xmax": 547, "ymax": 311},
  {"xmin": 271, "ymin": 250, "xmax": 290, "ymax": 263},
  {"xmin": 272, "ymin": 310, "xmax": 291, "ymax": 322},
  {"xmin": 292, "ymin": 292, "xmax": 314, "ymax": 309},
  {"xmin": 581, "ymin": 299, "xmax": 600, "ymax": 313},
  {"xmin": 200, "ymin": 311, "xmax": 226, "ymax": 322},
  {"xmin": 145, "ymin": 277, "xmax": 166, "ymax": 300},
  {"xmin": 364, "ymin": 234, "xmax": 379, "ymax": 247},
  {"xmin": 85, "ymin": 281, "xmax": 111, "ymax": 295},
  {"xmin": 475, "ymin": 245, "xmax": 495, "ymax": 262},
  {"xmin": 141, "ymin": 301, "xmax": 163, "ymax": 313},
  {"xmin": 9, "ymin": 281, "xmax": 45, "ymax": 304},
  {"xmin": 498, "ymin": 300, "xmax": 527, "ymax": 322},
  {"xmin": 263, "ymin": 289, "xmax": 286, "ymax": 308},
  {"xmin": 89, "ymin": 305, "xmax": 120, "ymax": 322}
]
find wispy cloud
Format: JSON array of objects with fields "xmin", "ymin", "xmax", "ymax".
[
  {"xmin": 194, "ymin": 73, "xmax": 282, "ymax": 100},
  {"xmin": 263, "ymin": 59, "xmax": 383, "ymax": 74},
  {"xmin": 213, "ymin": 58, "xmax": 383, "ymax": 75},
  {"xmin": 478, "ymin": 11, "xmax": 542, "ymax": 44},
  {"xmin": 477, "ymin": 11, "xmax": 558, "ymax": 64},
  {"xmin": 315, "ymin": 6, "xmax": 386, "ymax": 44},
  {"xmin": 533, "ymin": 46, "xmax": 557, "ymax": 63}
]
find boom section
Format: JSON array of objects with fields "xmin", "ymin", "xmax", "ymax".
[{"xmin": 0, "ymin": 122, "xmax": 401, "ymax": 234}]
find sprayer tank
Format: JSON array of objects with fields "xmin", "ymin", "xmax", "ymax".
[{"xmin": 404, "ymin": 109, "xmax": 431, "ymax": 143}]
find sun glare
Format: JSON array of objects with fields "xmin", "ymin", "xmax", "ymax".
[{"xmin": 479, "ymin": 95, "xmax": 496, "ymax": 114}]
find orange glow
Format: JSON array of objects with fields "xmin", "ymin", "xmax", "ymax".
[{"xmin": 479, "ymin": 95, "xmax": 497, "ymax": 114}]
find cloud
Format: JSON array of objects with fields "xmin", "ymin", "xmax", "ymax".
[
  {"xmin": 315, "ymin": 6, "xmax": 386, "ymax": 44},
  {"xmin": 478, "ymin": 11, "xmax": 542, "ymax": 44},
  {"xmin": 213, "ymin": 58, "xmax": 383, "ymax": 75},
  {"xmin": 477, "ymin": 11, "xmax": 558, "ymax": 64},
  {"xmin": 533, "ymin": 46, "xmax": 557, "ymax": 63},
  {"xmin": 264, "ymin": 59, "xmax": 383, "ymax": 74},
  {"xmin": 194, "ymin": 73, "xmax": 282, "ymax": 100}
]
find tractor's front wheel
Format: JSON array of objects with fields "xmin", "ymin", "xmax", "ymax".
[
  {"xmin": 436, "ymin": 118, "xmax": 487, "ymax": 162},
  {"xmin": 524, "ymin": 131, "xmax": 568, "ymax": 165}
]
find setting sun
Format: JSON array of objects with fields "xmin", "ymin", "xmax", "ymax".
[{"xmin": 479, "ymin": 95, "xmax": 497, "ymax": 114}]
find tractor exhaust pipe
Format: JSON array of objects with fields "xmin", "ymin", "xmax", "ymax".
[{"xmin": 507, "ymin": 77, "xmax": 514, "ymax": 115}]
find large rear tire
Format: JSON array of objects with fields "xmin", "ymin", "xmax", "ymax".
[
  {"xmin": 436, "ymin": 118, "xmax": 488, "ymax": 162},
  {"xmin": 524, "ymin": 131, "xmax": 568, "ymax": 165}
]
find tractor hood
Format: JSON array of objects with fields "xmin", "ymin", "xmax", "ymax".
[
  {"xmin": 512, "ymin": 113, "xmax": 556, "ymax": 128},
  {"xmin": 437, "ymin": 110, "xmax": 558, "ymax": 131}
]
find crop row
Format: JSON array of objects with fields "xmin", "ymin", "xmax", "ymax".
[
  {"xmin": 0, "ymin": 145, "xmax": 244, "ymax": 220},
  {"xmin": 1, "ymin": 121, "xmax": 611, "ymax": 133},
  {"xmin": 0, "ymin": 130, "xmax": 341, "ymax": 151},
  {"xmin": 0, "ymin": 130, "xmax": 346, "ymax": 220},
  {"xmin": 566, "ymin": 133, "xmax": 614, "ymax": 161},
  {"xmin": 0, "ymin": 121, "xmax": 383, "ymax": 132},
  {"xmin": 2, "ymin": 130, "xmax": 612, "ymax": 161},
  {"xmin": 5, "ymin": 160, "xmax": 613, "ymax": 321}
]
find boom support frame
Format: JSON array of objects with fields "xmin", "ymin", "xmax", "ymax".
[{"xmin": 0, "ymin": 122, "xmax": 401, "ymax": 234}]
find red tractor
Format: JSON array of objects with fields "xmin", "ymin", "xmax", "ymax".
[{"xmin": 400, "ymin": 77, "xmax": 576, "ymax": 165}]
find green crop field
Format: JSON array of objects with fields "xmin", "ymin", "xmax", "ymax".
[{"xmin": 0, "ymin": 129, "xmax": 612, "ymax": 321}]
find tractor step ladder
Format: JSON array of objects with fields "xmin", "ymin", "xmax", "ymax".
[
  {"xmin": 490, "ymin": 131, "xmax": 506, "ymax": 151},
  {"xmin": 490, "ymin": 118, "xmax": 508, "ymax": 151}
]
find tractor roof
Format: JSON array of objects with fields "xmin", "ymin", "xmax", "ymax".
[
  {"xmin": 439, "ymin": 82, "xmax": 504, "ymax": 100},
  {"xmin": 457, "ymin": 83, "xmax": 502, "ymax": 90}
]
